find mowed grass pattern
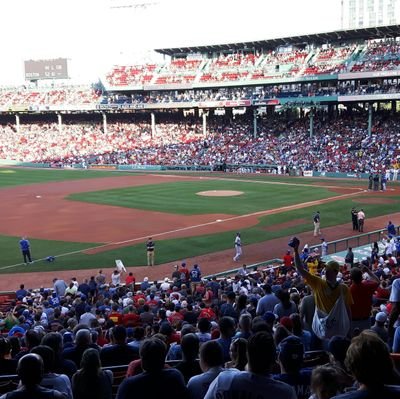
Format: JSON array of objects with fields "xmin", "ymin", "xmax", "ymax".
[
  {"xmin": 68, "ymin": 180, "xmax": 338, "ymax": 215},
  {"xmin": 0, "ymin": 168, "xmax": 132, "ymax": 188}
]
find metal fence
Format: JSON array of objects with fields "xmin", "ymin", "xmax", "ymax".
[{"xmin": 204, "ymin": 226, "xmax": 399, "ymax": 279}]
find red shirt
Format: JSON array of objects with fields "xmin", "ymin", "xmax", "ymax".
[
  {"xmin": 122, "ymin": 313, "xmax": 140, "ymax": 327},
  {"xmin": 168, "ymin": 311, "xmax": 184, "ymax": 327},
  {"xmin": 283, "ymin": 254, "xmax": 294, "ymax": 267},
  {"xmin": 376, "ymin": 286, "xmax": 390, "ymax": 300},
  {"xmin": 125, "ymin": 275, "xmax": 136, "ymax": 286},
  {"xmin": 145, "ymin": 299, "xmax": 158, "ymax": 308},
  {"xmin": 199, "ymin": 307, "xmax": 216, "ymax": 320},
  {"xmin": 108, "ymin": 312, "xmax": 123, "ymax": 325},
  {"xmin": 350, "ymin": 280, "xmax": 379, "ymax": 320},
  {"xmin": 134, "ymin": 293, "xmax": 145, "ymax": 304},
  {"xmin": 179, "ymin": 267, "xmax": 190, "ymax": 282}
]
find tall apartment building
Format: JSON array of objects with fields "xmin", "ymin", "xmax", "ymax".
[{"xmin": 341, "ymin": 0, "xmax": 400, "ymax": 29}]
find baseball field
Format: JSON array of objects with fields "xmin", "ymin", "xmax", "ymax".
[{"xmin": 0, "ymin": 167, "xmax": 399, "ymax": 287}]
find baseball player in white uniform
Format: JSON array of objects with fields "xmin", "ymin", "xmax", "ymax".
[{"xmin": 233, "ymin": 232, "xmax": 242, "ymax": 261}]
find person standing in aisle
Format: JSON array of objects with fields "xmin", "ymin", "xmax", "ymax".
[
  {"xmin": 19, "ymin": 237, "xmax": 33, "ymax": 265},
  {"xmin": 233, "ymin": 232, "xmax": 242, "ymax": 262},
  {"xmin": 146, "ymin": 237, "xmax": 155, "ymax": 266}
]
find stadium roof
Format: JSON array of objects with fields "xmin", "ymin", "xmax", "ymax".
[{"xmin": 155, "ymin": 24, "xmax": 400, "ymax": 56}]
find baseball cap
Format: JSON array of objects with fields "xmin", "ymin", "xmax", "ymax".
[
  {"xmin": 325, "ymin": 261, "xmax": 340, "ymax": 273},
  {"xmin": 375, "ymin": 312, "xmax": 388, "ymax": 323},
  {"xmin": 63, "ymin": 332, "xmax": 74, "ymax": 344},
  {"xmin": 277, "ymin": 336, "xmax": 304, "ymax": 361},
  {"xmin": 280, "ymin": 316, "xmax": 293, "ymax": 331},
  {"xmin": 263, "ymin": 311, "xmax": 277, "ymax": 323}
]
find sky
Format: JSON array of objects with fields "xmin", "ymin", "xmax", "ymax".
[{"xmin": 0, "ymin": 0, "xmax": 343, "ymax": 85}]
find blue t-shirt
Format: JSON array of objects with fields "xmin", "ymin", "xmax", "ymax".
[
  {"xmin": 190, "ymin": 268, "xmax": 201, "ymax": 282},
  {"xmin": 273, "ymin": 369, "xmax": 312, "ymax": 399},
  {"xmin": 19, "ymin": 239, "xmax": 30, "ymax": 251}
]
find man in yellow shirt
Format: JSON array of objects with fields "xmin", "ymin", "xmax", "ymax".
[{"xmin": 292, "ymin": 237, "xmax": 352, "ymax": 320}]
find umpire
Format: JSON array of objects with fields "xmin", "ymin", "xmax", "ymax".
[{"xmin": 351, "ymin": 207, "xmax": 358, "ymax": 231}]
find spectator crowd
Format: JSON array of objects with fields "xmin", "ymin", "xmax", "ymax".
[
  {"xmin": 1, "ymin": 230, "xmax": 400, "ymax": 398},
  {"xmin": 0, "ymin": 112, "xmax": 399, "ymax": 175}
]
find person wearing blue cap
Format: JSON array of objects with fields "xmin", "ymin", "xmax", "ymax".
[{"xmin": 273, "ymin": 336, "xmax": 312, "ymax": 399}]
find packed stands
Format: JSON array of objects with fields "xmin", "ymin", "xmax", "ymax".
[
  {"xmin": 1, "ymin": 231, "xmax": 400, "ymax": 398},
  {"xmin": 351, "ymin": 40, "xmax": 400, "ymax": 72},
  {"xmin": 101, "ymin": 42, "xmax": 362, "ymax": 88},
  {"xmin": 0, "ymin": 113, "xmax": 399, "ymax": 174},
  {"xmin": 0, "ymin": 86, "xmax": 101, "ymax": 108}
]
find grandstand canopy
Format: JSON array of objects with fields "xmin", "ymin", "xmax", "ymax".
[{"xmin": 155, "ymin": 24, "xmax": 400, "ymax": 56}]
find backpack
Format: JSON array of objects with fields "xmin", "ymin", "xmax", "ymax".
[{"xmin": 312, "ymin": 285, "xmax": 350, "ymax": 339}]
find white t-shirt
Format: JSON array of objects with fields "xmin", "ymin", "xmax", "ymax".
[
  {"xmin": 111, "ymin": 273, "xmax": 121, "ymax": 286},
  {"xmin": 390, "ymin": 278, "xmax": 400, "ymax": 302}
]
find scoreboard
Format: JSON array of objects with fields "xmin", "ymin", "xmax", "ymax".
[{"xmin": 24, "ymin": 58, "xmax": 69, "ymax": 80}]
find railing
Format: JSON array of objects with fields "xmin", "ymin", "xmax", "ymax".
[
  {"xmin": 318, "ymin": 226, "xmax": 400, "ymax": 255},
  {"xmin": 204, "ymin": 258, "xmax": 283, "ymax": 279},
  {"xmin": 205, "ymin": 227, "xmax": 400, "ymax": 280}
]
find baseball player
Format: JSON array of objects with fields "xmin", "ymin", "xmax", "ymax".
[
  {"xmin": 146, "ymin": 237, "xmax": 155, "ymax": 266},
  {"xmin": 233, "ymin": 232, "xmax": 242, "ymax": 261},
  {"xmin": 313, "ymin": 211, "xmax": 321, "ymax": 237}
]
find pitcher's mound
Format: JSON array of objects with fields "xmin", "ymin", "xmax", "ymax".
[{"xmin": 197, "ymin": 190, "xmax": 244, "ymax": 197}]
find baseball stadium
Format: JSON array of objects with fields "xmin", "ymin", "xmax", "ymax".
[{"xmin": 1, "ymin": 1, "xmax": 400, "ymax": 398}]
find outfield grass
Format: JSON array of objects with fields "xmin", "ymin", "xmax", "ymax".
[
  {"xmin": 67, "ymin": 180, "xmax": 339, "ymax": 215},
  {"xmin": 0, "ymin": 168, "xmax": 132, "ymax": 188}
]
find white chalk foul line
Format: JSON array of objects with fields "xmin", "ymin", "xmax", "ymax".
[{"xmin": 0, "ymin": 188, "xmax": 362, "ymax": 271}]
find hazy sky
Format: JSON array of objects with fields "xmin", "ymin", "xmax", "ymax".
[{"xmin": 0, "ymin": 0, "xmax": 342, "ymax": 85}]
